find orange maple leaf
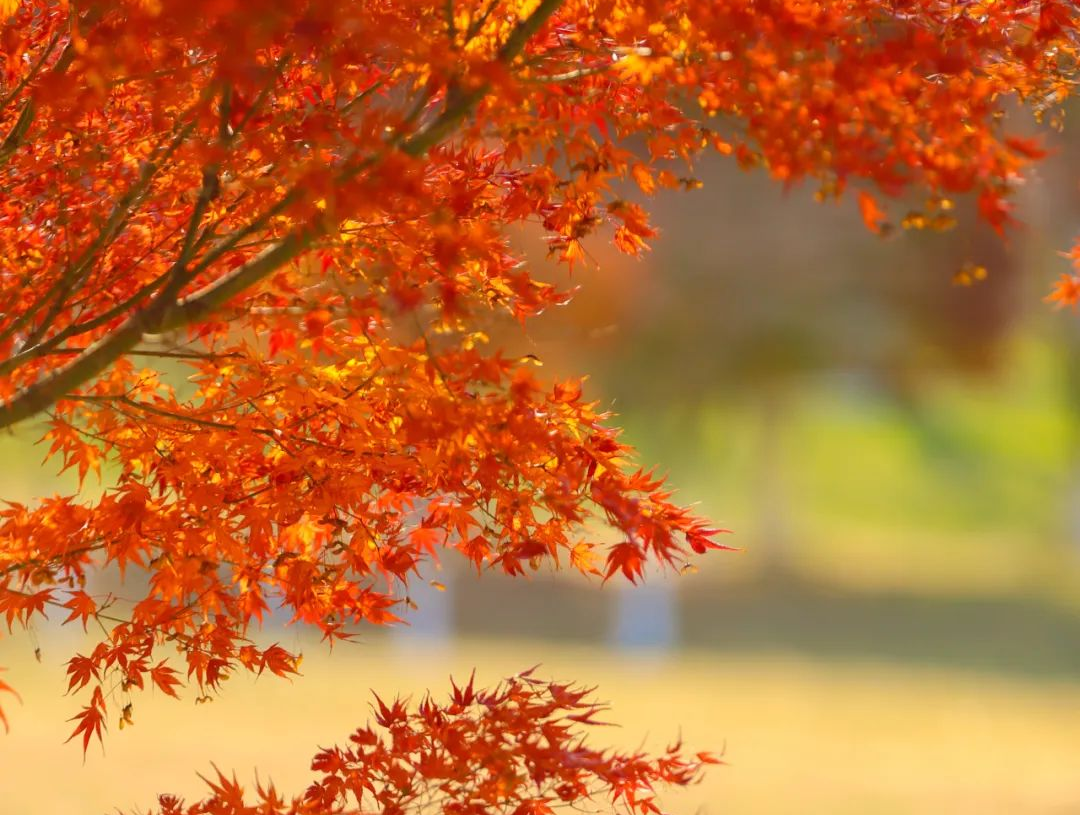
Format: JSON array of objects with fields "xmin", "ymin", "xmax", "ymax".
[
  {"xmin": 858, "ymin": 191, "xmax": 887, "ymax": 234},
  {"xmin": 604, "ymin": 541, "xmax": 646, "ymax": 583}
]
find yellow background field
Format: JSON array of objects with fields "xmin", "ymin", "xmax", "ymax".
[{"xmin": 4, "ymin": 638, "xmax": 1080, "ymax": 814}]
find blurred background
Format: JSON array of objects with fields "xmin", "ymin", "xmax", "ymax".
[{"xmin": 5, "ymin": 116, "xmax": 1080, "ymax": 813}]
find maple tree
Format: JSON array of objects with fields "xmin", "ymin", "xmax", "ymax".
[{"xmin": 2, "ymin": 0, "xmax": 1080, "ymax": 812}]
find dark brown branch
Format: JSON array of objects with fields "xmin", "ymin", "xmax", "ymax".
[
  {"xmin": 15, "ymin": 158, "xmax": 167, "ymax": 350},
  {"xmin": 30, "ymin": 347, "xmax": 244, "ymax": 361},
  {"xmin": 0, "ymin": 5, "xmax": 103, "ymax": 166},
  {"xmin": 0, "ymin": 267, "xmax": 180, "ymax": 378},
  {"xmin": 0, "ymin": 0, "xmax": 566, "ymax": 431},
  {"xmin": 0, "ymin": 32, "xmax": 61, "ymax": 115},
  {"xmin": 0, "ymin": 100, "xmax": 34, "ymax": 169}
]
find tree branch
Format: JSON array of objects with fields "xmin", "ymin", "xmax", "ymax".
[{"xmin": 0, "ymin": 0, "xmax": 566, "ymax": 431}]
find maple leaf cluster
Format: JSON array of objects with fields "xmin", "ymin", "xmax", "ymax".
[
  {"xmin": 141, "ymin": 670, "xmax": 720, "ymax": 815},
  {"xmin": 0, "ymin": 0, "xmax": 738, "ymax": 751},
  {"xmin": 0, "ymin": 0, "xmax": 1079, "ymax": 809}
]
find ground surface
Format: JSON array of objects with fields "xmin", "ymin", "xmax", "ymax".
[{"xmin": 4, "ymin": 637, "xmax": 1080, "ymax": 814}]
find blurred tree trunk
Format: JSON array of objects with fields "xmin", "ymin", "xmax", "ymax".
[
  {"xmin": 1060, "ymin": 327, "xmax": 1080, "ymax": 561},
  {"xmin": 754, "ymin": 382, "xmax": 795, "ymax": 577}
]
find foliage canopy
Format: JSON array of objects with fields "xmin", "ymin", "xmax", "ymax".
[{"xmin": 2, "ymin": 1, "xmax": 1079, "ymax": 812}]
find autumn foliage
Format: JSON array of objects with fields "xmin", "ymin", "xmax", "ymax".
[
  {"xmin": 2, "ymin": 0, "xmax": 1080, "ymax": 811},
  {"xmin": 145, "ymin": 670, "xmax": 718, "ymax": 815}
]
